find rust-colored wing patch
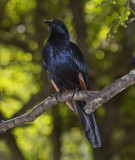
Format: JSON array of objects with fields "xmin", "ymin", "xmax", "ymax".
[
  {"xmin": 78, "ymin": 72, "xmax": 87, "ymax": 91},
  {"xmin": 47, "ymin": 70, "xmax": 60, "ymax": 92},
  {"xmin": 51, "ymin": 78, "xmax": 61, "ymax": 92},
  {"xmin": 47, "ymin": 70, "xmax": 76, "ymax": 112},
  {"xmin": 65, "ymin": 102, "xmax": 76, "ymax": 112}
]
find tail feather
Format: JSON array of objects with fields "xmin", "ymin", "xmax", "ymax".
[{"xmin": 75, "ymin": 101, "xmax": 101, "ymax": 148}]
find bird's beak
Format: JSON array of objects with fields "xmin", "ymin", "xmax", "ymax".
[{"xmin": 43, "ymin": 20, "xmax": 52, "ymax": 25}]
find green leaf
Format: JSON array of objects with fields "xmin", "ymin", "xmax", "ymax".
[
  {"xmin": 119, "ymin": 8, "xmax": 130, "ymax": 27},
  {"xmin": 119, "ymin": 8, "xmax": 131, "ymax": 21},
  {"xmin": 96, "ymin": 0, "xmax": 116, "ymax": 8},
  {"xmin": 106, "ymin": 20, "xmax": 120, "ymax": 41},
  {"xmin": 120, "ymin": 22, "xmax": 127, "ymax": 27}
]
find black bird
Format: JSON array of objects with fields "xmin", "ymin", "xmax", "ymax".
[{"xmin": 42, "ymin": 19, "xmax": 101, "ymax": 148}]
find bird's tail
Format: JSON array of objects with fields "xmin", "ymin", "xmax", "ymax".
[{"xmin": 75, "ymin": 101, "xmax": 101, "ymax": 148}]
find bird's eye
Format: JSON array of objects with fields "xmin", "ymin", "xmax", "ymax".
[{"xmin": 58, "ymin": 22, "xmax": 61, "ymax": 26}]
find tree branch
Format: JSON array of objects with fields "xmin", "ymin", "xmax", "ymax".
[{"xmin": 0, "ymin": 69, "xmax": 135, "ymax": 133}]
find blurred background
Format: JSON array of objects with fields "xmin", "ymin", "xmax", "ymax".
[{"xmin": 0, "ymin": 0, "xmax": 135, "ymax": 160}]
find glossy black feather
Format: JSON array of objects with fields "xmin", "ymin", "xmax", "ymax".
[{"xmin": 42, "ymin": 19, "xmax": 101, "ymax": 148}]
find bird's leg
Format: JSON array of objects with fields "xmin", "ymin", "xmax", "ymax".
[
  {"xmin": 62, "ymin": 89, "xmax": 78, "ymax": 112},
  {"xmin": 54, "ymin": 90, "xmax": 76, "ymax": 112},
  {"xmin": 49, "ymin": 75, "xmax": 76, "ymax": 112},
  {"xmin": 55, "ymin": 90, "xmax": 62, "ymax": 103},
  {"xmin": 57, "ymin": 89, "xmax": 77, "ymax": 112},
  {"xmin": 55, "ymin": 89, "xmax": 65, "ymax": 103},
  {"xmin": 59, "ymin": 89, "xmax": 65, "ymax": 94},
  {"xmin": 72, "ymin": 88, "xmax": 79, "ymax": 101}
]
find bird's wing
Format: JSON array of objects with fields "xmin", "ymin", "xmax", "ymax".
[
  {"xmin": 42, "ymin": 47, "xmax": 52, "ymax": 80},
  {"xmin": 78, "ymin": 72, "xmax": 87, "ymax": 91},
  {"xmin": 69, "ymin": 41, "xmax": 90, "ymax": 90},
  {"xmin": 70, "ymin": 42, "xmax": 101, "ymax": 147}
]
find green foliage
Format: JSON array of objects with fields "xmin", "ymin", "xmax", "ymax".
[
  {"xmin": 0, "ymin": 45, "xmax": 41, "ymax": 117},
  {"xmin": 106, "ymin": 20, "xmax": 120, "ymax": 40},
  {"xmin": 61, "ymin": 129, "xmax": 93, "ymax": 160},
  {"xmin": 13, "ymin": 115, "xmax": 53, "ymax": 160},
  {"xmin": 96, "ymin": 0, "xmax": 117, "ymax": 7},
  {"xmin": 0, "ymin": 140, "xmax": 13, "ymax": 160},
  {"xmin": 106, "ymin": 7, "xmax": 131, "ymax": 40},
  {"xmin": 97, "ymin": 0, "xmax": 135, "ymax": 41},
  {"xmin": 121, "ymin": 85, "xmax": 135, "ymax": 126}
]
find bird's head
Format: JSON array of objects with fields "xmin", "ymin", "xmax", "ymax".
[{"xmin": 43, "ymin": 19, "xmax": 69, "ymax": 37}]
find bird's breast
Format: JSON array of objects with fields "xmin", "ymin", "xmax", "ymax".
[{"xmin": 47, "ymin": 47, "xmax": 78, "ymax": 90}]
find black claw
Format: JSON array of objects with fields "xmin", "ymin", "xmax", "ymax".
[
  {"xmin": 72, "ymin": 88, "xmax": 79, "ymax": 100},
  {"xmin": 55, "ymin": 91, "xmax": 62, "ymax": 103},
  {"xmin": 59, "ymin": 89, "xmax": 65, "ymax": 94}
]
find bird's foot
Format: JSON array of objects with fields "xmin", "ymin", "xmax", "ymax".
[
  {"xmin": 55, "ymin": 91, "xmax": 63, "ymax": 103},
  {"xmin": 72, "ymin": 88, "xmax": 79, "ymax": 100},
  {"xmin": 53, "ymin": 89, "xmax": 79, "ymax": 112}
]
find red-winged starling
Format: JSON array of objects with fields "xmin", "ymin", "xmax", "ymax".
[{"xmin": 42, "ymin": 19, "xmax": 101, "ymax": 148}]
